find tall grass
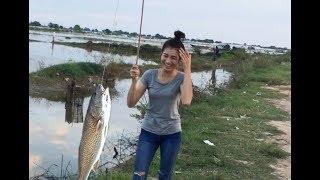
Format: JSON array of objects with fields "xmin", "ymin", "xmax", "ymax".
[{"xmin": 30, "ymin": 62, "xmax": 103, "ymax": 79}]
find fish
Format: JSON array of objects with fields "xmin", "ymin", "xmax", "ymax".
[{"xmin": 77, "ymin": 84, "xmax": 111, "ymax": 180}]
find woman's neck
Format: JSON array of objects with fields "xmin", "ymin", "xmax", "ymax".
[{"xmin": 159, "ymin": 68, "xmax": 177, "ymax": 78}]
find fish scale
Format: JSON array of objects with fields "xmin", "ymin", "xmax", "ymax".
[{"xmin": 78, "ymin": 84, "xmax": 111, "ymax": 180}]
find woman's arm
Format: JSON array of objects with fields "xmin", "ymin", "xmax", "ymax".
[
  {"xmin": 127, "ymin": 65, "xmax": 147, "ymax": 108},
  {"xmin": 179, "ymin": 48, "xmax": 193, "ymax": 105}
]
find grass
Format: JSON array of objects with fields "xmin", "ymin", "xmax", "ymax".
[
  {"xmin": 29, "ymin": 62, "xmax": 121, "ymax": 102},
  {"xmin": 30, "ymin": 62, "xmax": 103, "ymax": 80},
  {"xmin": 93, "ymin": 52, "xmax": 291, "ymax": 179}
]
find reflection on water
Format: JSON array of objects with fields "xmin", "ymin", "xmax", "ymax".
[
  {"xmin": 65, "ymin": 82, "xmax": 84, "ymax": 124},
  {"xmin": 192, "ymin": 68, "xmax": 233, "ymax": 89},
  {"xmin": 211, "ymin": 69, "xmax": 216, "ymax": 86},
  {"xmin": 29, "ymin": 78, "xmax": 141, "ymax": 178},
  {"xmin": 51, "ymin": 43, "xmax": 54, "ymax": 56}
]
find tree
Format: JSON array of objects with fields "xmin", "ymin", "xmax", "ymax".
[
  {"xmin": 29, "ymin": 21, "xmax": 41, "ymax": 26},
  {"xmin": 223, "ymin": 44, "xmax": 231, "ymax": 51},
  {"xmin": 48, "ymin": 22, "xmax": 60, "ymax": 30},
  {"xmin": 73, "ymin": 25, "xmax": 82, "ymax": 32},
  {"xmin": 102, "ymin": 29, "xmax": 111, "ymax": 34},
  {"xmin": 84, "ymin": 27, "xmax": 91, "ymax": 32},
  {"xmin": 204, "ymin": 39, "xmax": 214, "ymax": 43},
  {"xmin": 113, "ymin": 30, "xmax": 125, "ymax": 35},
  {"xmin": 154, "ymin": 33, "xmax": 167, "ymax": 39},
  {"xmin": 129, "ymin": 32, "xmax": 138, "ymax": 37}
]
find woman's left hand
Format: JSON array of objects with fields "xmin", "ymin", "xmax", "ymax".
[{"xmin": 179, "ymin": 48, "xmax": 192, "ymax": 72}]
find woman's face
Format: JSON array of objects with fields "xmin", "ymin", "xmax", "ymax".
[{"xmin": 160, "ymin": 47, "xmax": 180, "ymax": 72}]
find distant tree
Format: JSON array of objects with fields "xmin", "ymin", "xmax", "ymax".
[
  {"xmin": 154, "ymin": 34, "xmax": 161, "ymax": 39},
  {"xmin": 122, "ymin": 31, "xmax": 130, "ymax": 35},
  {"xmin": 113, "ymin": 30, "xmax": 125, "ymax": 35},
  {"xmin": 248, "ymin": 46, "xmax": 255, "ymax": 50},
  {"xmin": 102, "ymin": 29, "xmax": 111, "ymax": 34},
  {"xmin": 129, "ymin": 32, "xmax": 138, "ymax": 37},
  {"xmin": 84, "ymin": 27, "xmax": 91, "ymax": 32},
  {"xmin": 29, "ymin": 21, "xmax": 41, "ymax": 26},
  {"xmin": 204, "ymin": 39, "xmax": 214, "ymax": 43},
  {"xmin": 223, "ymin": 44, "xmax": 231, "ymax": 51},
  {"xmin": 154, "ymin": 33, "xmax": 167, "ymax": 39},
  {"xmin": 73, "ymin": 25, "xmax": 82, "ymax": 32},
  {"xmin": 59, "ymin": 25, "xmax": 64, "ymax": 29},
  {"xmin": 48, "ymin": 22, "xmax": 60, "ymax": 30}
]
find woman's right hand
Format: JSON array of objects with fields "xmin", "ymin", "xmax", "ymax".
[{"xmin": 130, "ymin": 65, "xmax": 140, "ymax": 81}]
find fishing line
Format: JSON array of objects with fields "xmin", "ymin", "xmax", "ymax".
[{"xmin": 100, "ymin": 0, "xmax": 120, "ymax": 84}]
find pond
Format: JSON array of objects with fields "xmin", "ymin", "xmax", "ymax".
[
  {"xmin": 29, "ymin": 41, "xmax": 157, "ymax": 73},
  {"xmin": 29, "ymin": 34, "xmax": 233, "ymax": 178}
]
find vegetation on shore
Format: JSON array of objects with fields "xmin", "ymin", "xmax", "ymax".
[
  {"xmin": 93, "ymin": 52, "xmax": 291, "ymax": 179},
  {"xmin": 53, "ymin": 41, "xmax": 221, "ymax": 71},
  {"xmin": 29, "ymin": 35, "xmax": 291, "ymax": 178}
]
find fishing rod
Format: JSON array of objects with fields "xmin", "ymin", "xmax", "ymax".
[{"xmin": 135, "ymin": 0, "xmax": 145, "ymax": 65}]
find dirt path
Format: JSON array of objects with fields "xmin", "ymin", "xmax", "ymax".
[{"xmin": 263, "ymin": 85, "xmax": 291, "ymax": 180}]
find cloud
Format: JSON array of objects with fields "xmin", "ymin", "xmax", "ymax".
[
  {"xmin": 29, "ymin": 153, "xmax": 41, "ymax": 170},
  {"xmin": 55, "ymin": 126, "xmax": 68, "ymax": 137}
]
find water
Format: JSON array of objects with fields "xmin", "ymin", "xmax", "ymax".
[
  {"xmin": 29, "ymin": 30, "xmax": 164, "ymax": 48},
  {"xmin": 29, "ymin": 34, "xmax": 233, "ymax": 178},
  {"xmin": 192, "ymin": 69, "xmax": 233, "ymax": 89},
  {"xmin": 29, "ymin": 78, "xmax": 141, "ymax": 177},
  {"xmin": 29, "ymin": 35, "xmax": 158, "ymax": 73}
]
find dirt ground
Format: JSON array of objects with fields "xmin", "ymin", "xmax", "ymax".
[{"xmin": 263, "ymin": 85, "xmax": 291, "ymax": 180}]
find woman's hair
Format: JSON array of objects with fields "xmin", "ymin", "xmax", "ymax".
[{"xmin": 161, "ymin": 30, "xmax": 185, "ymax": 52}]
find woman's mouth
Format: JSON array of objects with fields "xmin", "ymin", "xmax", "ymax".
[{"xmin": 164, "ymin": 63, "xmax": 174, "ymax": 69}]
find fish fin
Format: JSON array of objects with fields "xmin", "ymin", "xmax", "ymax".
[
  {"xmin": 93, "ymin": 160, "xmax": 100, "ymax": 172},
  {"xmin": 96, "ymin": 120, "xmax": 103, "ymax": 131}
]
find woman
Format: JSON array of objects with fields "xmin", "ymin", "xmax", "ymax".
[{"xmin": 127, "ymin": 30, "xmax": 193, "ymax": 180}]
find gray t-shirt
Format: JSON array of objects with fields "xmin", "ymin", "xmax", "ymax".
[{"xmin": 139, "ymin": 69, "xmax": 185, "ymax": 135}]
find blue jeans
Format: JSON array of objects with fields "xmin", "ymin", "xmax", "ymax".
[{"xmin": 133, "ymin": 129, "xmax": 181, "ymax": 180}]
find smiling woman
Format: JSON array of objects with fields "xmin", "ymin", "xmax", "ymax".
[{"xmin": 127, "ymin": 30, "xmax": 193, "ymax": 179}]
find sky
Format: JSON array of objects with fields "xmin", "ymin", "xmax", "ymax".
[{"xmin": 29, "ymin": 0, "xmax": 291, "ymax": 48}]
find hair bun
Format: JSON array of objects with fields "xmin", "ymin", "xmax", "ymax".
[{"xmin": 174, "ymin": 30, "xmax": 185, "ymax": 40}]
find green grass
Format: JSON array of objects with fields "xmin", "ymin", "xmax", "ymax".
[
  {"xmin": 246, "ymin": 63, "xmax": 291, "ymax": 85},
  {"xmin": 94, "ymin": 53, "xmax": 291, "ymax": 179},
  {"xmin": 30, "ymin": 62, "xmax": 103, "ymax": 80}
]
